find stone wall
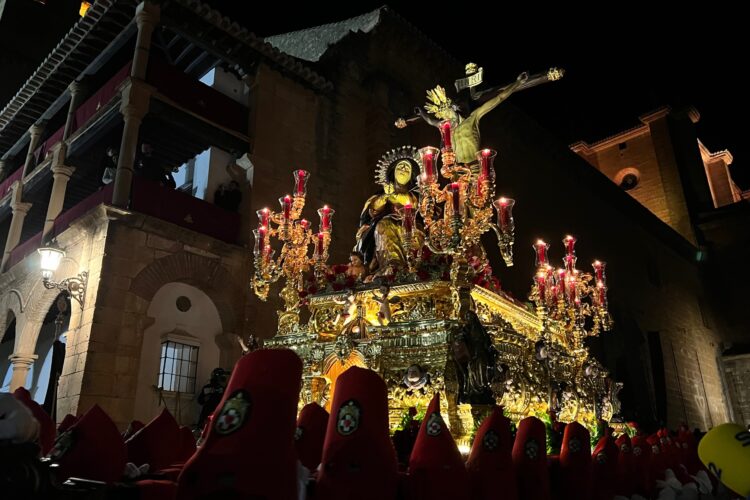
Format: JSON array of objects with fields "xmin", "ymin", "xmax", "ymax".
[
  {"xmin": 723, "ymin": 354, "xmax": 750, "ymax": 426},
  {"xmin": 574, "ymin": 109, "xmax": 697, "ymax": 244},
  {"xmin": 477, "ymin": 103, "xmax": 730, "ymax": 430},
  {"xmin": 0, "ymin": 205, "xmax": 250, "ymax": 429}
]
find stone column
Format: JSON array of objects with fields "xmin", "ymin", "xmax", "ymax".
[
  {"xmin": 8, "ymin": 353, "xmax": 38, "ymax": 391},
  {"xmin": 22, "ymin": 123, "xmax": 45, "ymax": 177},
  {"xmin": 111, "ymin": 1, "xmax": 159, "ymax": 208},
  {"xmin": 62, "ymin": 81, "xmax": 85, "ymax": 142},
  {"xmin": 111, "ymin": 83, "xmax": 151, "ymax": 207},
  {"xmin": 1, "ymin": 182, "xmax": 32, "ymax": 270},
  {"xmin": 42, "ymin": 162, "xmax": 76, "ymax": 240},
  {"xmin": 132, "ymin": 1, "xmax": 160, "ymax": 81}
]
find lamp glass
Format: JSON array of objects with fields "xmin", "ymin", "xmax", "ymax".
[{"xmin": 38, "ymin": 247, "xmax": 65, "ymax": 279}]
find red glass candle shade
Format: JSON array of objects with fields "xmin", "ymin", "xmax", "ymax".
[
  {"xmin": 293, "ymin": 169, "xmax": 309, "ymax": 197},
  {"xmin": 318, "ymin": 206, "xmax": 334, "ymax": 233},
  {"xmin": 418, "ymin": 146, "xmax": 439, "ymax": 183},
  {"xmin": 476, "ymin": 148, "xmax": 497, "ymax": 181},
  {"xmin": 257, "ymin": 207, "xmax": 270, "ymax": 227},
  {"xmin": 592, "ymin": 260, "xmax": 606, "ymax": 284},
  {"xmin": 563, "ymin": 235, "xmax": 577, "ymax": 256},
  {"xmin": 493, "ymin": 197, "xmax": 515, "ymax": 231},
  {"xmin": 533, "ymin": 239, "xmax": 549, "ymax": 267}
]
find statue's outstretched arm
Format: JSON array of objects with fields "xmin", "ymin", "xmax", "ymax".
[
  {"xmin": 415, "ymin": 106, "xmax": 442, "ymax": 127},
  {"xmin": 471, "ymin": 67, "xmax": 565, "ymax": 102},
  {"xmin": 394, "ymin": 106, "xmax": 442, "ymax": 128},
  {"xmin": 473, "ymin": 72, "xmax": 528, "ymax": 120}
]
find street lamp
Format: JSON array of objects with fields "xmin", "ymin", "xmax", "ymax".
[{"xmin": 37, "ymin": 244, "xmax": 87, "ymax": 308}]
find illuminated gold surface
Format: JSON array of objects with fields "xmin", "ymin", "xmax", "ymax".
[{"xmin": 267, "ymin": 280, "xmax": 619, "ymax": 441}]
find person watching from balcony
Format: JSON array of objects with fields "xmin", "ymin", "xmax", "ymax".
[
  {"xmin": 135, "ymin": 142, "xmax": 176, "ymax": 189},
  {"xmin": 214, "ymin": 180, "xmax": 242, "ymax": 212},
  {"xmin": 100, "ymin": 146, "xmax": 118, "ymax": 185}
]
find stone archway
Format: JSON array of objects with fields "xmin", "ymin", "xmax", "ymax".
[
  {"xmin": 322, "ymin": 351, "xmax": 366, "ymax": 411},
  {"xmin": 130, "ymin": 251, "xmax": 244, "ymax": 337}
]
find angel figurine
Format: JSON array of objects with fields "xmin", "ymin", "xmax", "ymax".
[
  {"xmin": 334, "ymin": 291, "xmax": 368, "ymax": 338},
  {"xmin": 371, "ymin": 285, "xmax": 401, "ymax": 326}
]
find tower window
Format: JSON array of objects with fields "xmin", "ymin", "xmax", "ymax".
[{"xmin": 614, "ymin": 167, "xmax": 641, "ymax": 192}]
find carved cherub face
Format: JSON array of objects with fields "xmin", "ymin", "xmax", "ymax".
[
  {"xmin": 393, "ymin": 160, "xmax": 412, "ymax": 186},
  {"xmin": 406, "ymin": 364, "xmax": 422, "ymax": 382},
  {"xmin": 349, "ymin": 253, "xmax": 363, "ymax": 267}
]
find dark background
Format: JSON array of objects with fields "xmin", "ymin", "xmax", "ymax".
[{"xmin": 1, "ymin": 1, "xmax": 746, "ymax": 187}]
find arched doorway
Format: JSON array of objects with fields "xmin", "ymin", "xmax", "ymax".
[
  {"xmin": 133, "ymin": 282, "xmax": 224, "ymax": 427},
  {"xmin": 322, "ymin": 351, "xmax": 366, "ymax": 411},
  {"xmin": 0, "ymin": 312, "xmax": 17, "ymax": 392},
  {"xmin": 30, "ymin": 294, "xmax": 70, "ymax": 416}
]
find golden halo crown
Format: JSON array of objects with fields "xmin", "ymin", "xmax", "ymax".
[
  {"xmin": 375, "ymin": 146, "xmax": 421, "ymax": 186},
  {"xmin": 424, "ymin": 85, "xmax": 453, "ymax": 120}
]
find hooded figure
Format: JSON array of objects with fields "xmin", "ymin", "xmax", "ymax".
[
  {"xmin": 57, "ymin": 414, "xmax": 78, "ymax": 434},
  {"xmin": 316, "ymin": 366, "xmax": 399, "ymax": 500},
  {"xmin": 466, "ymin": 405, "xmax": 517, "ymax": 500},
  {"xmin": 614, "ymin": 433, "xmax": 634, "ymax": 497},
  {"xmin": 512, "ymin": 416, "xmax": 551, "ymax": 500},
  {"xmin": 631, "ymin": 434, "xmax": 654, "ymax": 496},
  {"xmin": 558, "ymin": 421, "xmax": 592, "ymax": 500},
  {"xmin": 408, "ymin": 393, "xmax": 469, "ymax": 500},
  {"xmin": 295, "ymin": 402, "xmax": 329, "ymax": 472},
  {"xmin": 126, "ymin": 408, "xmax": 181, "ymax": 472},
  {"xmin": 47, "ymin": 404, "xmax": 126, "ymax": 484},
  {"xmin": 591, "ymin": 434, "xmax": 618, "ymax": 500},
  {"xmin": 177, "ymin": 348, "xmax": 302, "ymax": 500}
]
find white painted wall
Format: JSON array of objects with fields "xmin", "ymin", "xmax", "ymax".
[{"xmin": 133, "ymin": 282, "xmax": 224, "ymax": 426}]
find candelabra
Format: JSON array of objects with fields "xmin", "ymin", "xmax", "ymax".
[
  {"xmin": 530, "ymin": 235, "xmax": 612, "ymax": 356},
  {"xmin": 414, "ymin": 122, "xmax": 516, "ymax": 289},
  {"xmin": 251, "ymin": 170, "xmax": 334, "ymax": 335}
]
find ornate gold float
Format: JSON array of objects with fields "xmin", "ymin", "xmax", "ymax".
[{"xmin": 256, "ymin": 65, "xmax": 621, "ymax": 444}]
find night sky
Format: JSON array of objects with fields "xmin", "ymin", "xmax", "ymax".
[{"xmin": 1, "ymin": 1, "xmax": 745, "ymax": 188}]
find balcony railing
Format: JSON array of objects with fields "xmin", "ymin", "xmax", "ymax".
[
  {"xmin": 131, "ymin": 177, "xmax": 240, "ymax": 244},
  {"xmin": 5, "ymin": 177, "xmax": 240, "ymax": 270}
]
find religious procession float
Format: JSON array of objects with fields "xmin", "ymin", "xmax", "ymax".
[{"xmin": 252, "ymin": 65, "xmax": 622, "ymax": 448}]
